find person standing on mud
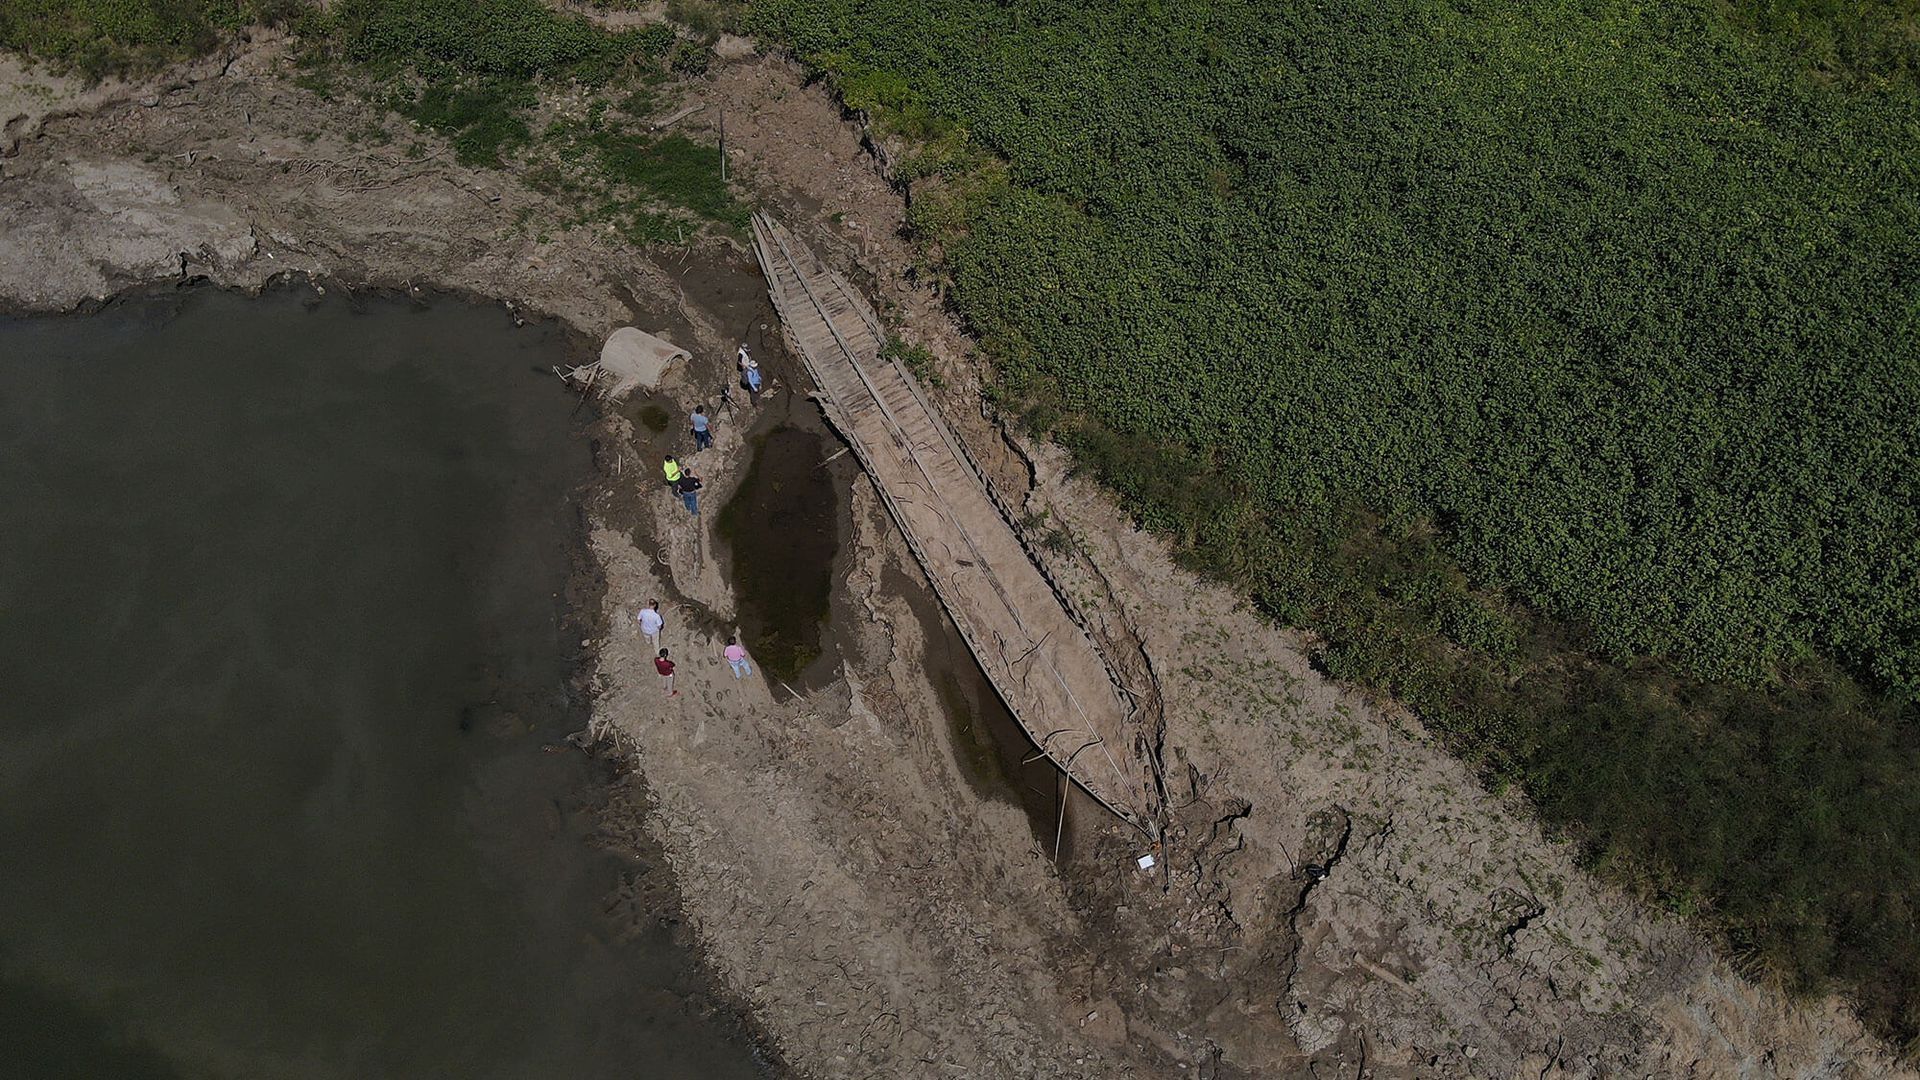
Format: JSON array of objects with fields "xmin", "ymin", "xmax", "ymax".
[
  {"xmin": 723, "ymin": 637, "xmax": 752, "ymax": 680},
  {"xmin": 739, "ymin": 346, "xmax": 764, "ymax": 407},
  {"xmin": 690, "ymin": 405, "xmax": 712, "ymax": 451},
  {"xmin": 637, "ymin": 599, "xmax": 663, "ymax": 651},
  {"xmin": 676, "ymin": 469, "xmax": 704, "ymax": 515},
  {"xmin": 655, "ymin": 649, "xmax": 677, "ymax": 697},
  {"xmin": 663, "ymin": 455, "xmax": 682, "ymax": 487}
]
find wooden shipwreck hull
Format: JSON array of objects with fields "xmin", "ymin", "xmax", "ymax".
[{"xmin": 752, "ymin": 213, "xmax": 1164, "ymax": 835}]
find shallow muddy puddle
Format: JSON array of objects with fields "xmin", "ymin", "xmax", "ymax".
[
  {"xmin": 0, "ymin": 285, "xmax": 767, "ymax": 1079},
  {"xmin": 882, "ymin": 561, "xmax": 1080, "ymax": 858},
  {"xmin": 716, "ymin": 425, "xmax": 842, "ymax": 688}
]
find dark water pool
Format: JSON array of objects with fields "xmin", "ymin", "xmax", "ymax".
[
  {"xmin": 0, "ymin": 286, "xmax": 766, "ymax": 1079},
  {"xmin": 715, "ymin": 426, "xmax": 839, "ymax": 686}
]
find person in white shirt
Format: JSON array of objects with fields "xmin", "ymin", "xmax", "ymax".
[
  {"xmin": 637, "ymin": 599, "xmax": 664, "ymax": 650},
  {"xmin": 737, "ymin": 344, "xmax": 765, "ymax": 406}
]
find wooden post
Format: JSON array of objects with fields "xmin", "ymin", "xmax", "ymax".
[
  {"xmin": 719, "ymin": 109, "xmax": 728, "ymax": 182},
  {"xmin": 1053, "ymin": 771, "xmax": 1068, "ymax": 861}
]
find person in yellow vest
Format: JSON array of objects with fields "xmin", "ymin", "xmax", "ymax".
[{"xmin": 663, "ymin": 455, "xmax": 682, "ymax": 487}]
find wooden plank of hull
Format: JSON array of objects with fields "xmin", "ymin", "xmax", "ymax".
[{"xmin": 751, "ymin": 213, "xmax": 1161, "ymax": 835}]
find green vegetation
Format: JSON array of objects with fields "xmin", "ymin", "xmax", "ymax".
[
  {"xmin": 882, "ymin": 335, "xmax": 942, "ymax": 388},
  {"xmin": 308, "ymin": 0, "xmax": 666, "ymax": 165},
  {"xmin": 2, "ymin": 0, "xmax": 743, "ymax": 235},
  {"xmin": 300, "ymin": 0, "xmax": 740, "ymax": 231},
  {"xmin": 321, "ymin": 0, "xmax": 664, "ymax": 82},
  {"xmin": 525, "ymin": 94, "xmax": 742, "ymax": 243},
  {"xmin": 1731, "ymin": 0, "xmax": 1920, "ymax": 87},
  {"xmin": 397, "ymin": 77, "xmax": 535, "ymax": 166},
  {"xmin": 749, "ymin": 0, "xmax": 1920, "ymax": 1046},
  {"xmin": 591, "ymin": 129, "xmax": 743, "ymax": 228},
  {"xmin": 636, "ymin": 402, "xmax": 673, "ymax": 433},
  {"xmin": 0, "ymin": 0, "xmax": 300, "ymax": 77},
  {"xmin": 664, "ymin": 0, "xmax": 747, "ymax": 39}
]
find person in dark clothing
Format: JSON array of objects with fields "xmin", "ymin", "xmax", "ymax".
[
  {"xmin": 654, "ymin": 649, "xmax": 677, "ymax": 696},
  {"xmin": 676, "ymin": 469, "xmax": 704, "ymax": 515}
]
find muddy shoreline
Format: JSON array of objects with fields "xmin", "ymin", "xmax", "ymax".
[
  {"xmin": 6, "ymin": 37, "xmax": 1910, "ymax": 1079},
  {"xmin": 561, "ymin": 325, "xmax": 797, "ymax": 1080}
]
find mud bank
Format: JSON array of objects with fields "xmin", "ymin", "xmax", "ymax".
[
  {"xmin": 0, "ymin": 35, "xmax": 689, "ymax": 341},
  {"xmin": 4, "ymin": 36, "xmax": 1910, "ymax": 1080}
]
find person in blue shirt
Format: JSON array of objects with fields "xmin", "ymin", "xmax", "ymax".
[{"xmin": 691, "ymin": 405, "xmax": 712, "ymax": 450}]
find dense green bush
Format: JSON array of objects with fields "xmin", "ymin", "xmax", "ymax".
[
  {"xmin": 324, "ymin": 0, "xmax": 668, "ymax": 84},
  {"xmin": 751, "ymin": 0, "xmax": 1920, "ymax": 1046},
  {"xmin": 755, "ymin": 0, "xmax": 1920, "ymax": 690},
  {"xmin": 1732, "ymin": 0, "xmax": 1920, "ymax": 87}
]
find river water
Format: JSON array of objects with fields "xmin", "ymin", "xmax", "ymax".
[{"xmin": 0, "ymin": 286, "xmax": 767, "ymax": 1079}]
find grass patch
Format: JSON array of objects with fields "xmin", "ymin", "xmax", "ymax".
[
  {"xmin": 322, "ymin": 0, "xmax": 669, "ymax": 83},
  {"xmin": 590, "ymin": 129, "xmax": 746, "ymax": 229},
  {"xmin": 8, "ymin": 2, "xmax": 744, "ymax": 241},
  {"xmin": 398, "ymin": 77, "xmax": 533, "ymax": 166},
  {"xmin": 301, "ymin": 0, "xmax": 671, "ymax": 171},
  {"xmin": 636, "ymin": 403, "xmax": 672, "ymax": 433},
  {"xmin": 882, "ymin": 336, "xmax": 942, "ymax": 388},
  {"xmin": 665, "ymin": 0, "xmax": 747, "ymax": 38},
  {"xmin": 0, "ymin": 0, "xmax": 305, "ymax": 78},
  {"xmin": 286, "ymin": 1, "xmax": 740, "ymax": 237}
]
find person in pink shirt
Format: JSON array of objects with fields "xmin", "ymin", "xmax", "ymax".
[{"xmin": 722, "ymin": 637, "xmax": 752, "ymax": 679}]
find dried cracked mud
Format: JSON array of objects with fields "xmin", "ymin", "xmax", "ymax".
[{"xmin": 2, "ymin": 33, "xmax": 1905, "ymax": 1079}]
